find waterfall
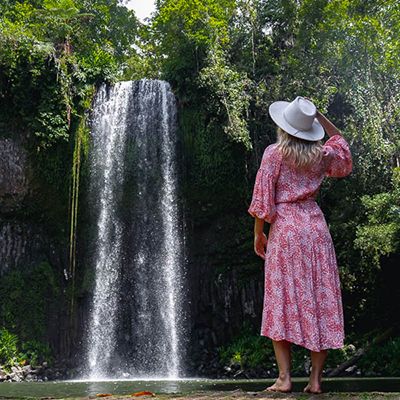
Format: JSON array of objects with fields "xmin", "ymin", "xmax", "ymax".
[{"xmin": 82, "ymin": 79, "xmax": 186, "ymax": 379}]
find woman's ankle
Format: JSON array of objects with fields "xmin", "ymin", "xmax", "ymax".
[
  {"xmin": 278, "ymin": 371, "xmax": 291, "ymax": 381},
  {"xmin": 309, "ymin": 371, "xmax": 322, "ymax": 383}
]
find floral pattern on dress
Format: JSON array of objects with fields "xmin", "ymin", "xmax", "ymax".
[{"xmin": 248, "ymin": 134, "xmax": 352, "ymax": 352}]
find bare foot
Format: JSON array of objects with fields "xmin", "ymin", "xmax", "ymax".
[
  {"xmin": 265, "ymin": 377, "xmax": 292, "ymax": 393},
  {"xmin": 303, "ymin": 382, "xmax": 323, "ymax": 394}
]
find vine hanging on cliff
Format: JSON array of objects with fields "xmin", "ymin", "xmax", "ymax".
[{"xmin": 67, "ymin": 90, "xmax": 91, "ymax": 324}]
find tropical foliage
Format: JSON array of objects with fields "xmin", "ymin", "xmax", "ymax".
[{"xmin": 0, "ymin": 0, "xmax": 399, "ymax": 374}]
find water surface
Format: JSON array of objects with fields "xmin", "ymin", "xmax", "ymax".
[{"xmin": 0, "ymin": 377, "xmax": 399, "ymax": 398}]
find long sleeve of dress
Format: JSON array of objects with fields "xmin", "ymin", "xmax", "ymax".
[
  {"xmin": 248, "ymin": 145, "xmax": 282, "ymax": 223},
  {"xmin": 323, "ymin": 134, "xmax": 353, "ymax": 178}
]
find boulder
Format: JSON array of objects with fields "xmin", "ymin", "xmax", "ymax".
[{"xmin": 0, "ymin": 370, "xmax": 7, "ymax": 381}]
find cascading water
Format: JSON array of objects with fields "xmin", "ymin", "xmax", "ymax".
[{"xmin": 82, "ymin": 79, "xmax": 186, "ymax": 380}]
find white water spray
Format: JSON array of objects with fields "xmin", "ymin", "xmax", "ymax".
[{"xmin": 83, "ymin": 79, "xmax": 186, "ymax": 379}]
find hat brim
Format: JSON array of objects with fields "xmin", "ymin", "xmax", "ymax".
[{"xmin": 269, "ymin": 101, "xmax": 325, "ymax": 141}]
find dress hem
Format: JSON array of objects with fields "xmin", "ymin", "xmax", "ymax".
[{"xmin": 260, "ymin": 331, "xmax": 344, "ymax": 352}]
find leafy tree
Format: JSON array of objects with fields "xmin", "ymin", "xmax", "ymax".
[
  {"xmin": 355, "ymin": 168, "xmax": 400, "ymax": 266},
  {"xmin": 197, "ymin": 41, "xmax": 252, "ymax": 150},
  {"xmin": 149, "ymin": 0, "xmax": 237, "ymax": 98},
  {"xmin": 0, "ymin": 0, "xmax": 139, "ymax": 148}
]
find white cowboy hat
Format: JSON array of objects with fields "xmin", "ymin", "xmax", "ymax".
[{"xmin": 268, "ymin": 95, "xmax": 325, "ymax": 141}]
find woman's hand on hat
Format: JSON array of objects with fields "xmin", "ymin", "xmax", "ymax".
[
  {"xmin": 254, "ymin": 232, "xmax": 267, "ymax": 260},
  {"xmin": 311, "ymin": 107, "xmax": 341, "ymax": 137}
]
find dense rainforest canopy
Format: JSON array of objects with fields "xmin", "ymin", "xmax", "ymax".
[{"xmin": 0, "ymin": 0, "xmax": 399, "ymax": 376}]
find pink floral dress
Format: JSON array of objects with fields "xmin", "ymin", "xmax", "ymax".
[{"xmin": 248, "ymin": 134, "xmax": 352, "ymax": 352}]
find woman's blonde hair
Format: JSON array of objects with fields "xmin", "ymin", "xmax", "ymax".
[{"xmin": 276, "ymin": 127, "xmax": 323, "ymax": 169}]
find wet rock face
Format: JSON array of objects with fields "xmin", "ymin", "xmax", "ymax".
[
  {"xmin": 0, "ymin": 221, "xmax": 59, "ymax": 277},
  {"xmin": 0, "ymin": 138, "xmax": 30, "ymax": 213},
  {"xmin": 186, "ymin": 262, "xmax": 264, "ymax": 376},
  {"xmin": 0, "ymin": 138, "xmax": 30, "ymax": 276},
  {"xmin": 181, "ymin": 210, "xmax": 265, "ymax": 376},
  {"xmin": 0, "ymin": 135, "xmax": 67, "ymax": 359},
  {"xmin": 0, "ymin": 137, "xmax": 52, "ymax": 277}
]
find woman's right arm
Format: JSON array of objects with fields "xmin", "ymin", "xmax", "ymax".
[
  {"xmin": 321, "ymin": 132, "xmax": 353, "ymax": 178},
  {"xmin": 316, "ymin": 110, "xmax": 342, "ymax": 137}
]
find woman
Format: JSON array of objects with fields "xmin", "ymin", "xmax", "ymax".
[{"xmin": 248, "ymin": 96, "xmax": 352, "ymax": 394}]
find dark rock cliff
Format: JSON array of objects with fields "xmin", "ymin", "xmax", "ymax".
[
  {"xmin": 0, "ymin": 133, "xmax": 71, "ymax": 361},
  {"xmin": 176, "ymin": 102, "xmax": 267, "ymax": 375}
]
